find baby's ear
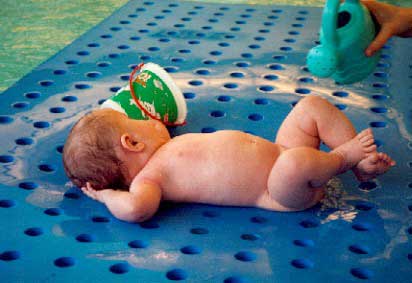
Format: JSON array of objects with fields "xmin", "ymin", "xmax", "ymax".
[{"xmin": 120, "ymin": 133, "xmax": 145, "ymax": 152}]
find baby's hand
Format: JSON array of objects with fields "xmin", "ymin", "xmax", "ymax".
[
  {"xmin": 81, "ymin": 182, "xmax": 106, "ymax": 203},
  {"xmin": 362, "ymin": 1, "xmax": 412, "ymax": 56}
]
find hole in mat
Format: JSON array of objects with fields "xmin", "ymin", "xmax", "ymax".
[
  {"xmin": 234, "ymin": 251, "xmax": 257, "ymax": 262},
  {"xmin": 15, "ymin": 137, "xmax": 34, "ymax": 145},
  {"xmin": 50, "ymin": 107, "xmax": 66, "ymax": 113},
  {"xmin": 250, "ymin": 216, "xmax": 268, "ymax": 223},
  {"xmin": 190, "ymin": 227, "xmax": 209, "ymax": 234},
  {"xmin": 110, "ymin": 263, "xmax": 130, "ymax": 274},
  {"xmin": 293, "ymin": 239, "xmax": 314, "ymax": 247},
  {"xmin": 202, "ymin": 210, "xmax": 219, "ymax": 217},
  {"xmin": 355, "ymin": 201, "xmax": 374, "ymax": 211},
  {"xmin": 19, "ymin": 182, "xmax": 38, "ymax": 190},
  {"xmin": 248, "ymin": 113, "xmax": 263, "ymax": 121},
  {"xmin": 62, "ymin": 96, "xmax": 78, "ymax": 102},
  {"xmin": 166, "ymin": 268, "xmax": 188, "ymax": 280},
  {"xmin": 139, "ymin": 221, "xmax": 159, "ymax": 229},
  {"xmin": 180, "ymin": 245, "xmax": 201, "ymax": 255},
  {"xmin": 210, "ymin": 110, "xmax": 225, "ymax": 117},
  {"xmin": 54, "ymin": 257, "xmax": 75, "ymax": 267},
  {"xmin": 76, "ymin": 234, "xmax": 95, "ymax": 242},
  {"xmin": 13, "ymin": 102, "xmax": 29, "ymax": 109},
  {"xmin": 44, "ymin": 208, "xmax": 63, "ymax": 216},
  {"xmin": 295, "ymin": 88, "xmax": 311, "ymax": 94},
  {"xmin": 129, "ymin": 240, "xmax": 148, "ymax": 249},
  {"xmin": 0, "ymin": 155, "xmax": 14, "ymax": 163},
  {"xmin": 0, "ymin": 116, "xmax": 13, "ymax": 124},
  {"xmin": 349, "ymin": 244, "xmax": 369, "ymax": 254},
  {"xmin": 300, "ymin": 218, "xmax": 319, "ymax": 228},
  {"xmin": 38, "ymin": 164, "xmax": 55, "ymax": 172},
  {"xmin": 224, "ymin": 276, "xmax": 248, "ymax": 283},
  {"xmin": 24, "ymin": 227, "xmax": 44, "ymax": 237},
  {"xmin": 39, "ymin": 80, "xmax": 54, "ymax": 87},
  {"xmin": 241, "ymin": 233, "xmax": 260, "ymax": 241},
  {"xmin": 217, "ymin": 95, "xmax": 231, "ymax": 102},
  {"xmin": 255, "ymin": 98, "xmax": 269, "ymax": 105},
  {"xmin": 33, "ymin": 121, "xmax": 50, "ymax": 129},
  {"xmin": 1, "ymin": 251, "xmax": 21, "ymax": 261},
  {"xmin": 259, "ymin": 85, "xmax": 274, "ymax": 92},
  {"xmin": 92, "ymin": 216, "xmax": 110, "ymax": 222},
  {"xmin": 369, "ymin": 121, "xmax": 386, "ymax": 128},
  {"xmin": 358, "ymin": 181, "xmax": 378, "ymax": 191},
  {"xmin": 0, "ymin": 199, "xmax": 16, "ymax": 208},
  {"xmin": 224, "ymin": 83, "xmax": 238, "ymax": 89},
  {"xmin": 64, "ymin": 191, "xmax": 80, "ymax": 199},
  {"xmin": 351, "ymin": 268, "xmax": 373, "ymax": 279},
  {"xmin": 352, "ymin": 222, "xmax": 373, "ymax": 231},
  {"xmin": 184, "ymin": 92, "xmax": 196, "ymax": 99},
  {"xmin": 291, "ymin": 258, "xmax": 314, "ymax": 269},
  {"xmin": 201, "ymin": 127, "xmax": 216, "ymax": 133}
]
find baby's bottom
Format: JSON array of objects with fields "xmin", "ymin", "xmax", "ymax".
[{"xmin": 259, "ymin": 95, "xmax": 390, "ymax": 211}]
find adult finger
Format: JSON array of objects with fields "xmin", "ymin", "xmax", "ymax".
[{"xmin": 365, "ymin": 24, "xmax": 394, "ymax": 56}]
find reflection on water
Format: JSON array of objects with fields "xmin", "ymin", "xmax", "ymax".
[{"xmin": 319, "ymin": 177, "xmax": 359, "ymax": 224}]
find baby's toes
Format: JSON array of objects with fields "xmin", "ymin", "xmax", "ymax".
[
  {"xmin": 364, "ymin": 144, "xmax": 377, "ymax": 154},
  {"xmin": 368, "ymin": 152, "xmax": 380, "ymax": 164},
  {"xmin": 358, "ymin": 128, "xmax": 372, "ymax": 138},
  {"xmin": 359, "ymin": 134, "xmax": 374, "ymax": 145},
  {"xmin": 378, "ymin": 152, "xmax": 388, "ymax": 162},
  {"xmin": 381, "ymin": 153, "xmax": 396, "ymax": 166},
  {"xmin": 358, "ymin": 128, "xmax": 372, "ymax": 139},
  {"xmin": 379, "ymin": 152, "xmax": 388, "ymax": 162}
]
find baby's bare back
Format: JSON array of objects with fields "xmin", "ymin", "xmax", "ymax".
[{"xmin": 136, "ymin": 130, "xmax": 284, "ymax": 207}]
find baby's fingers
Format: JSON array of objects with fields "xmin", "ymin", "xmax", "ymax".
[{"xmin": 81, "ymin": 183, "xmax": 98, "ymax": 200}]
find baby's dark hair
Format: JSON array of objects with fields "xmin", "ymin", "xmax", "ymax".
[{"xmin": 63, "ymin": 109, "xmax": 129, "ymax": 190}]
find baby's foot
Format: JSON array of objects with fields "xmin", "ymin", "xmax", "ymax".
[
  {"xmin": 332, "ymin": 128, "xmax": 378, "ymax": 173},
  {"xmin": 353, "ymin": 152, "xmax": 396, "ymax": 182}
]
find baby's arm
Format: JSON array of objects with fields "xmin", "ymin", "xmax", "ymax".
[
  {"xmin": 362, "ymin": 1, "xmax": 412, "ymax": 56},
  {"xmin": 81, "ymin": 180, "xmax": 161, "ymax": 223}
]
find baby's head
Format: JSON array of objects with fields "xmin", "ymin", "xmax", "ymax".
[{"xmin": 63, "ymin": 109, "xmax": 170, "ymax": 190}]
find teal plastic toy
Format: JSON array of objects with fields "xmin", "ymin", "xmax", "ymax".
[{"xmin": 306, "ymin": 0, "xmax": 380, "ymax": 84}]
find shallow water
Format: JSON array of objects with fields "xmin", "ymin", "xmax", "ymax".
[{"xmin": 0, "ymin": 0, "xmax": 409, "ymax": 92}]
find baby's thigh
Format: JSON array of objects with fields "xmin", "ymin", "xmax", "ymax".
[{"xmin": 265, "ymin": 150, "xmax": 324, "ymax": 210}]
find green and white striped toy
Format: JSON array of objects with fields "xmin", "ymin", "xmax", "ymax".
[{"xmin": 101, "ymin": 62, "xmax": 187, "ymax": 126}]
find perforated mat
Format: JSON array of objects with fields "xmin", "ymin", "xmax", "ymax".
[{"xmin": 0, "ymin": 1, "xmax": 411, "ymax": 282}]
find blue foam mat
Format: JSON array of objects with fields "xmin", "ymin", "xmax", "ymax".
[{"xmin": 0, "ymin": 1, "xmax": 411, "ymax": 282}]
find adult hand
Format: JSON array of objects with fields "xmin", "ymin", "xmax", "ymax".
[{"xmin": 362, "ymin": 0, "xmax": 412, "ymax": 56}]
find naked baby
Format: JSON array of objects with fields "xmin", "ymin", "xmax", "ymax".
[{"xmin": 63, "ymin": 95, "xmax": 395, "ymax": 222}]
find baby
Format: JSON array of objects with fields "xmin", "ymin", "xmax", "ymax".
[{"xmin": 63, "ymin": 95, "xmax": 395, "ymax": 222}]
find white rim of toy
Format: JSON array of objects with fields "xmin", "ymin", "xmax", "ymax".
[{"xmin": 100, "ymin": 99, "xmax": 127, "ymax": 115}]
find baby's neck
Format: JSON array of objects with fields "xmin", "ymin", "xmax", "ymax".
[{"xmin": 123, "ymin": 142, "xmax": 167, "ymax": 186}]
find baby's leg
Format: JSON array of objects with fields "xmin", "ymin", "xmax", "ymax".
[
  {"xmin": 260, "ymin": 147, "xmax": 335, "ymax": 211},
  {"xmin": 264, "ymin": 130, "xmax": 391, "ymax": 210},
  {"xmin": 276, "ymin": 95, "xmax": 357, "ymax": 149},
  {"xmin": 275, "ymin": 95, "xmax": 394, "ymax": 181}
]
